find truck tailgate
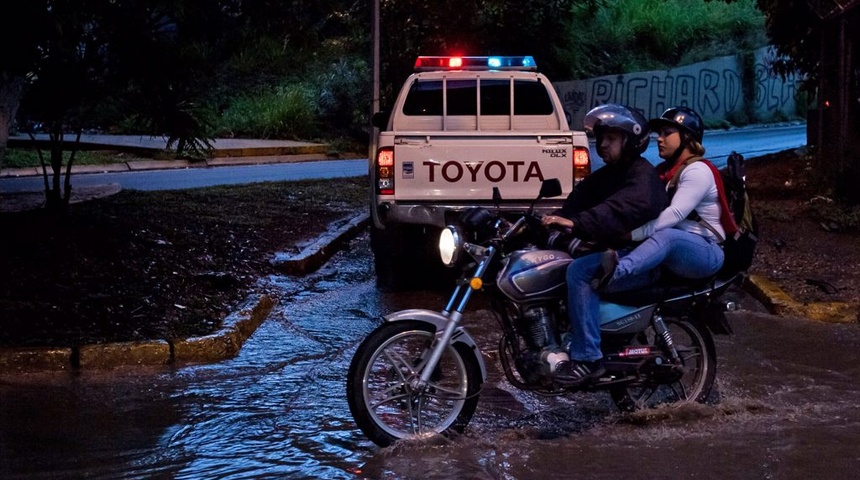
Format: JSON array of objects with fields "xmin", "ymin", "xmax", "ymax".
[{"xmin": 389, "ymin": 133, "xmax": 580, "ymax": 202}]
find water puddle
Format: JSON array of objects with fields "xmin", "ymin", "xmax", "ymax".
[{"xmin": 3, "ymin": 234, "xmax": 860, "ymax": 479}]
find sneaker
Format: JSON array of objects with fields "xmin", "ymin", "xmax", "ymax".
[
  {"xmin": 590, "ymin": 249, "xmax": 618, "ymax": 291},
  {"xmin": 553, "ymin": 359, "xmax": 606, "ymax": 387}
]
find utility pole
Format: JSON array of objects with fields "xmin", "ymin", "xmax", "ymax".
[
  {"xmin": 371, "ymin": 0, "xmax": 380, "ymax": 117},
  {"xmin": 368, "ymin": 0, "xmax": 380, "ymax": 167}
]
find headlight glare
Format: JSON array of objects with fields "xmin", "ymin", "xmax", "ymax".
[{"xmin": 439, "ymin": 226, "xmax": 462, "ymax": 267}]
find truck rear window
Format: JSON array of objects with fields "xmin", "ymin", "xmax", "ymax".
[{"xmin": 402, "ymin": 79, "xmax": 553, "ymax": 116}]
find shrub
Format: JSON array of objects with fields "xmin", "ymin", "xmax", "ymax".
[
  {"xmin": 316, "ymin": 58, "xmax": 370, "ymax": 141},
  {"xmin": 809, "ymin": 198, "xmax": 860, "ymax": 232},
  {"xmin": 218, "ymin": 84, "xmax": 319, "ymax": 140},
  {"xmin": 562, "ymin": 0, "xmax": 766, "ymax": 77}
]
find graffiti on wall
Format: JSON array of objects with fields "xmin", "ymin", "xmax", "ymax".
[
  {"xmin": 555, "ymin": 46, "xmax": 803, "ymax": 129},
  {"xmin": 754, "ymin": 47, "xmax": 801, "ymax": 117}
]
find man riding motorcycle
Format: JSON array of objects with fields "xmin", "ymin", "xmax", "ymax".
[
  {"xmin": 538, "ymin": 104, "xmax": 667, "ymax": 372},
  {"xmin": 541, "ymin": 103, "xmax": 666, "ymax": 257}
]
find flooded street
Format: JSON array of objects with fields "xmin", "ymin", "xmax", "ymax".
[{"xmin": 2, "ymin": 232, "xmax": 860, "ymax": 479}]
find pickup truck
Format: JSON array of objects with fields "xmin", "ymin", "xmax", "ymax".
[{"xmin": 370, "ymin": 55, "xmax": 592, "ymax": 288}]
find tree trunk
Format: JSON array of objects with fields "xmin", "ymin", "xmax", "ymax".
[
  {"xmin": 819, "ymin": 10, "xmax": 860, "ymax": 205},
  {"xmin": 842, "ymin": 12, "xmax": 860, "ymax": 205},
  {"xmin": 45, "ymin": 122, "xmax": 69, "ymax": 214}
]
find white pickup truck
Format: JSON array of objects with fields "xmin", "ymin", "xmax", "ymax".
[{"xmin": 370, "ymin": 56, "xmax": 592, "ymax": 287}]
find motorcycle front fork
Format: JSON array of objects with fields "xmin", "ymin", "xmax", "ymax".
[
  {"xmin": 414, "ymin": 310, "xmax": 464, "ymax": 389},
  {"xmin": 413, "ymin": 247, "xmax": 497, "ymax": 389}
]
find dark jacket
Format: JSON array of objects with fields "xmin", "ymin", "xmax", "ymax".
[{"xmin": 556, "ymin": 156, "xmax": 667, "ymax": 246}]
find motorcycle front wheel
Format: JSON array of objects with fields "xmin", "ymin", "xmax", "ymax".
[
  {"xmin": 610, "ymin": 318, "xmax": 716, "ymax": 411},
  {"xmin": 346, "ymin": 321, "xmax": 482, "ymax": 447}
]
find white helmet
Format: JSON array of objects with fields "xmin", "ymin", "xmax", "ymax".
[{"xmin": 583, "ymin": 104, "xmax": 650, "ymax": 155}]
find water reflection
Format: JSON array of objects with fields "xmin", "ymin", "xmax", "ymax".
[
  {"xmin": 2, "ymin": 233, "xmax": 860, "ymax": 479},
  {"xmin": 0, "ymin": 369, "xmax": 187, "ymax": 478}
]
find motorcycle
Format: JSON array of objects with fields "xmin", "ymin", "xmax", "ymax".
[{"xmin": 347, "ymin": 179, "xmax": 740, "ymax": 447}]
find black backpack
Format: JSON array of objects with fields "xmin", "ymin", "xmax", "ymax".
[{"xmin": 717, "ymin": 151, "xmax": 759, "ymax": 275}]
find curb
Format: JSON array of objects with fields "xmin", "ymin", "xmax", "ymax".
[
  {"xmin": 0, "ymin": 294, "xmax": 274, "ymax": 373},
  {"xmin": 5, "ymin": 135, "xmax": 327, "ymax": 161},
  {"xmin": 271, "ymin": 212, "xmax": 370, "ymax": 275},
  {"xmin": 745, "ymin": 274, "xmax": 858, "ymax": 323},
  {"xmin": 0, "ymin": 212, "xmax": 369, "ymax": 373}
]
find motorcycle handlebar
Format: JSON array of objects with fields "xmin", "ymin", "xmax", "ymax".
[{"xmin": 501, "ymin": 216, "xmax": 527, "ymax": 240}]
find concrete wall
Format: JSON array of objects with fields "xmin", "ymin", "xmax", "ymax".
[{"xmin": 555, "ymin": 46, "xmax": 803, "ymax": 130}]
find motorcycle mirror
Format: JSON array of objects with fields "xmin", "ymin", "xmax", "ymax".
[
  {"xmin": 492, "ymin": 186, "xmax": 502, "ymax": 207},
  {"xmin": 527, "ymin": 178, "xmax": 562, "ymax": 216},
  {"xmin": 538, "ymin": 178, "xmax": 562, "ymax": 199}
]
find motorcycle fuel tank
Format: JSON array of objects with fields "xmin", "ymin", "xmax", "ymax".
[{"xmin": 497, "ymin": 249, "xmax": 574, "ymax": 303}]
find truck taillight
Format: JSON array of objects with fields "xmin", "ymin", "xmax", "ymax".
[
  {"xmin": 573, "ymin": 147, "xmax": 591, "ymax": 184},
  {"xmin": 376, "ymin": 147, "xmax": 395, "ymax": 195}
]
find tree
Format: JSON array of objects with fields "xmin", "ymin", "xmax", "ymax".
[
  {"xmin": 377, "ymin": 0, "xmax": 599, "ymax": 105},
  {"xmin": 2, "ymin": 1, "xmax": 372, "ymax": 209},
  {"xmin": 755, "ymin": 0, "xmax": 860, "ymax": 204},
  {"xmin": 0, "ymin": 2, "xmax": 46, "ymax": 174},
  {"xmin": 5, "ymin": 1, "xmax": 222, "ymax": 212}
]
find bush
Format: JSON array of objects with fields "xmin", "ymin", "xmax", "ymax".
[
  {"xmin": 317, "ymin": 58, "xmax": 370, "ymax": 141},
  {"xmin": 217, "ymin": 84, "xmax": 319, "ymax": 140},
  {"xmin": 213, "ymin": 58, "xmax": 371, "ymax": 147},
  {"xmin": 561, "ymin": 0, "xmax": 766, "ymax": 77}
]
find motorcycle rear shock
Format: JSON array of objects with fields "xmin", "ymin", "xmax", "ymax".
[{"xmin": 653, "ymin": 315, "xmax": 679, "ymax": 361}]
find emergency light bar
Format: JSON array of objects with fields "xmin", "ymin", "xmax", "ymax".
[{"xmin": 414, "ymin": 56, "xmax": 537, "ymax": 72}]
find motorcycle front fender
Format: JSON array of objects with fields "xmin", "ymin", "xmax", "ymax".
[{"xmin": 383, "ymin": 309, "xmax": 488, "ymax": 382}]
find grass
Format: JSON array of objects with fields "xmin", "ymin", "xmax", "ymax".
[{"xmin": 3, "ymin": 149, "xmax": 153, "ymax": 169}]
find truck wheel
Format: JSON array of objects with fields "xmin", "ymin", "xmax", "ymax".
[
  {"xmin": 370, "ymin": 223, "xmax": 404, "ymax": 289},
  {"xmin": 371, "ymin": 224, "xmax": 452, "ymax": 291}
]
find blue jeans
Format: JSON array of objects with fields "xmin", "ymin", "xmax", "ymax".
[
  {"xmin": 613, "ymin": 229, "xmax": 724, "ymax": 282},
  {"xmin": 565, "ymin": 229, "xmax": 723, "ymax": 363}
]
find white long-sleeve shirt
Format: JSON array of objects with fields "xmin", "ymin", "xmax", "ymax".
[{"xmin": 631, "ymin": 161, "xmax": 725, "ymax": 242}]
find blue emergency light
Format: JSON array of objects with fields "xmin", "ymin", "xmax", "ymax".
[{"xmin": 414, "ymin": 56, "xmax": 537, "ymax": 72}]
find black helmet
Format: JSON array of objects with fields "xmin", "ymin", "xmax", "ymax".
[
  {"xmin": 648, "ymin": 106, "xmax": 704, "ymax": 143},
  {"xmin": 583, "ymin": 104, "xmax": 650, "ymax": 155}
]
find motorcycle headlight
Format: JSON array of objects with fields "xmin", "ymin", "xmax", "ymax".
[{"xmin": 439, "ymin": 225, "xmax": 463, "ymax": 267}]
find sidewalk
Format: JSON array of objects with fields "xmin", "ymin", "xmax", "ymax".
[
  {"xmin": 2, "ymin": 134, "xmax": 338, "ymax": 178},
  {"xmin": 7, "ymin": 133, "xmax": 329, "ymax": 156}
]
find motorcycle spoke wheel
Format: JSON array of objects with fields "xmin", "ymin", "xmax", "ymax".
[
  {"xmin": 347, "ymin": 321, "xmax": 482, "ymax": 446},
  {"xmin": 611, "ymin": 318, "xmax": 716, "ymax": 411}
]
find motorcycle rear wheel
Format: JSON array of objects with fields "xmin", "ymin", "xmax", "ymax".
[
  {"xmin": 346, "ymin": 321, "xmax": 482, "ymax": 447},
  {"xmin": 610, "ymin": 318, "xmax": 716, "ymax": 411}
]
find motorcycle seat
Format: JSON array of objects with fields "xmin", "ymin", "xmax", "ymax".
[{"xmin": 600, "ymin": 272, "xmax": 739, "ymax": 307}]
